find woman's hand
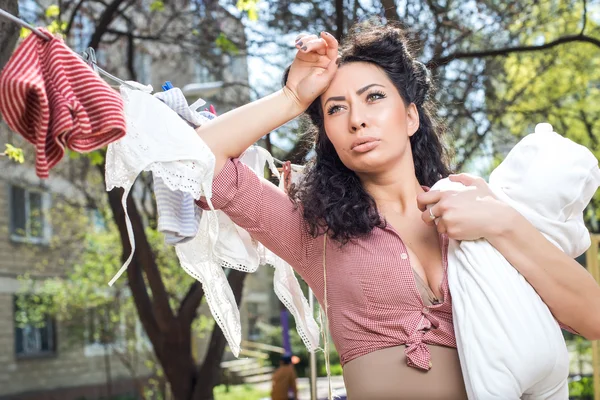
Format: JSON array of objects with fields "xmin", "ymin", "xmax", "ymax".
[
  {"xmin": 284, "ymin": 31, "xmax": 339, "ymax": 110},
  {"xmin": 416, "ymin": 174, "xmax": 515, "ymax": 241}
]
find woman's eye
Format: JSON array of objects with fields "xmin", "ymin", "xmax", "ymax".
[
  {"xmin": 327, "ymin": 105, "xmax": 343, "ymax": 115},
  {"xmin": 367, "ymin": 92, "xmax": 386, "ymax": 102}
]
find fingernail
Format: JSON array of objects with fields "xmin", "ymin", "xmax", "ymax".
[
  {"xmin": 335, "ymin": 57, "xmax": 341, "ymax": 65},
  {"xmin": 296, "ymin": 41, "xmax": 303, "ymax": 47},
  {"xmin": 301, "ymin": 46, "xmax": 307, "ymax": 51},
  {"xmin": 323, "ymin": 31, "xmax": 333, "ymax": 37}
]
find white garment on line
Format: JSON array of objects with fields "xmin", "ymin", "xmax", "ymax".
[
  {"xmin": 105, "ymin": 82, "xmax": 320, "ymax": 356},
  {"xmin": 105, "ymin": 82, "xmax": 216, "ymax": 286},
  {"xmin": 177, "ymin": 145, "xmax": 321, "ymax": 355},
  {"xmin": 432, "ymin": 123, "xmax": 600, "ymax": 399},
  {"xmin": 151, "ymin": 87, "xmax": 215, "ymax": 245},
  {"xmin": 153, "ymin": 88, "xmax": 320, "ymax": 354}
]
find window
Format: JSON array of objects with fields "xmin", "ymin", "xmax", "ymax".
[
  {"xmin": 9, "ymin": 185, "xmax": 51, "ymax": 244},
  {"xmin": 14, "ymin": 296, "xmax": 56, "ymax": 357},
  {"xmin": 84, "ymin": 305, "xmax": 130, "ymax": 357}
]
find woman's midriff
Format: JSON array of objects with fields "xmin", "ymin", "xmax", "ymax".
[
  {"xmin": 343, "ymin": 345, "xmax": 467, "ymax": 400},
  {"xmin": 341, "ymin": 270, "xmax": 467, "ymax": 400}
]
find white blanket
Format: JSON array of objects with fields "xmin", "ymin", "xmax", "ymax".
[{"xmin": 432, "ymin": 123, "xmax": 600, "ymax": 399}]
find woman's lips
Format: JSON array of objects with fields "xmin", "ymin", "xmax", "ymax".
[{"xmin": 351, "ymin": 137, "xmax": 381, "ymax": 153}]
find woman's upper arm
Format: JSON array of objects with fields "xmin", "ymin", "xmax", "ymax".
[{"xmin": 197, "ymin": 158, "xmax": 314, "ymax": 269}]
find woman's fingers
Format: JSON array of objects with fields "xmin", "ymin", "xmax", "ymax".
[
  {"xmin": 320, "ymin": 31, "xmax": 339, "ymax": 64},
  {"xmin": 295, "ymin": 51, "xmax": 321, "ymax": 63},
  {"xmin": 295, "ymin": 34, "xmax": 318, "ymax": 48},
  {"xmin": 298, "ymin": 38, "xmax": 328, "ymax": 56}
]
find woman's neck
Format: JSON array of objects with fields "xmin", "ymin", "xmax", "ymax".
[{"xmin": 359, "ymin": 160, "xmax": 424, "ymax": 216}]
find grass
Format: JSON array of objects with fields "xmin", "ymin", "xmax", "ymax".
[{"xmin": 213, "ymin": 384, "xmax": 270, "ymax": 400}]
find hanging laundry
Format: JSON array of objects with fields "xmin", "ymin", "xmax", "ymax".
[
  {"xmin": 179, "ymin": 144, "xmax": 320, "ymax": 355},
  {"xmin": 153, "ymin": 178, "xmax": 201, "ymax": 245},
  {"xmin": 432, "ymin": 123, "xmax": 600, "ymax": 399},
  {"xmin": 0, "ymin": 28, "xmax": 126, "ymax": 178},
  {"xmin": 105, "ymin": 81, "xmax": 216, "ymax": 285},
  {"xmin": 151, "ymin": 87, "xmax": 216, "ymax": 245},
  {"xmin": 106, "ymin": 83, "xmax": 319, "ymax": 356}
]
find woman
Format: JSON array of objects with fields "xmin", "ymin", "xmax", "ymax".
[{"xmin": 196, "ymin": 22, "xmax": 600, "ymax": 399}]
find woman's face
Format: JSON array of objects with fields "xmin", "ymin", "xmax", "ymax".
[{"xmin": 321, "ymin": 62, "xmax": 419, "ymax": 175}]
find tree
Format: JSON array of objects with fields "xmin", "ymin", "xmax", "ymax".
[{"xmin": 0, "ymin": 0, "xmax": 19, "ymax": 70}]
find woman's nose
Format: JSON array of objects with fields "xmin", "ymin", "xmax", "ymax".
[{"xmin": 351, "ymin": 122, "xmax": 366, "ymax": 132}]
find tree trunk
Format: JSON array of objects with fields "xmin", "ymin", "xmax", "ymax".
[{"xmin": 0, "ymin": 0, "xmax": 19, "ymax": 71}]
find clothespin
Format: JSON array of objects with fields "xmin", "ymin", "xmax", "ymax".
[
  {"xmin": 82, "ymin": 47, "xmax": 98, "ymax": 74},
  {"xmin": 162, "ymin": 81, "xmax": 174, "ymax": 91}
]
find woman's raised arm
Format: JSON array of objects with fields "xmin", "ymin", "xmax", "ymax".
[{"xmin": 196, "ymin": 31, "xmax": 339, "ymax": 175}]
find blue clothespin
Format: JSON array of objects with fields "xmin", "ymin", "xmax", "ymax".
[{"xmin": 162, "ymin": 81, "xmax": 174, "ymax": 91}]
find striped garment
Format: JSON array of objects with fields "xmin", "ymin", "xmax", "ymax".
[
  {"xmin": 152, "ymin": 87, "xmax": 215, "ymax": 244},
  {"xmin": 0, "ymin": 28, "xmax": 126, "ymax": 178}
]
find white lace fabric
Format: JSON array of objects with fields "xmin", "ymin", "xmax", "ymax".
[
  {"xmin": 105, "ymin": 83, "xmax": 319, "ymax": 357},
  {"xmin": 105, "ymin": 82, "xmax": 216, "ymax": 287},
  {"xmin": 177, "ymin": 147, "xmax": 320, "ymax": 355}
]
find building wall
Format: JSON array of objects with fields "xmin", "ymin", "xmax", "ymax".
[{"xmin": 0, "ymin": 126, "xmax": 150, "ymax": 398}]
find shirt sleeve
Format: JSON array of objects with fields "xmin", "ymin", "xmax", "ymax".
[{"xmin": 196, "ymin": 158, "xmax": 315, "ymax": 271}]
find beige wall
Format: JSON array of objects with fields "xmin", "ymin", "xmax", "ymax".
[
  {"xmin": 0, "ymin": 290, "xmax": 148, "ymax": 397},
  {"xmin": 0, "ymin": 128, "xmax": 149, "ymax": 398}
]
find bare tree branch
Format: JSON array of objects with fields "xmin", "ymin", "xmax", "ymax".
[{"xmin": 429, "ymin": 34, "xmax": 600, "ymax": 69}]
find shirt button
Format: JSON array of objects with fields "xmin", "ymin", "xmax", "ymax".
[
  {"xmin": 422, "ymin": 307, "xmax": 429, "ymax": 314},
  {"xmin": 400, "ymin": 253, "xmax": 408, "ymax": 260}
]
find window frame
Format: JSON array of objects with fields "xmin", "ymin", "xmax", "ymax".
[
  {"xmin": 8, "ymin": 184, "xmax": 52, "ymax": 245},
  {"xmin": 13, "ymin": 295, "xmax": 57, "ymax": 359}
]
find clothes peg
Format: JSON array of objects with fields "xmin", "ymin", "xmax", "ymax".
[
  {"xmin": 82, "ymin": 47, "xmax": 98, "ymax": 73},
  {"xmin": 162, "ymin": 81, "xmax": 174, "ymax": 91},
  {"xmin": 209, "ymin": 104, "xmax": 217, "ymax": 116}
]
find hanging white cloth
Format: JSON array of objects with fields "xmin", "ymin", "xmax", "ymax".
[
  {"xmin": 106, "ymin": 83, "xmax": 320, "ymax": 355},
  {"xmin": 178, "ymin": 145, "xmax": 321, "ymax": 354},
  {"xmin": 433, "ymin": 123, "xmax": 600, "ymax": 399},
  {"xmin": 105, "ymin": 82, "xmax": 216, "ymax": 285}
]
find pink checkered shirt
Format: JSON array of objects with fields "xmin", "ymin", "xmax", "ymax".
[{"xmin": 198, "ymin": 158, "xmax": 575, "ymax": 370}]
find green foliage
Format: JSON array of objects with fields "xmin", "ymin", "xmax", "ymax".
[
  {"xmin": 15, "ymin": 209, "xmax": 204, "ymax": 397},
  {"xmin": 569, "ymin": 376, "xmax": 594, "ymax": 399},
  {"xmin": 3, "ymin": 144, "xmax": 24, "ymax": 163},
  {"xmin": 491, "ymin": 1, "xmax": 600, "ymax": 149},
  {"xmin": 45, "ymin": 5, "xmax": 60, "ymax": 18},
  {"xmin": 236, "ymin": 0, "xmax": 260, "ymax": 21},
  {"xmin": 257, "ymin": 322, "xmax": 341, "ymax": 378},
  {"xmin": 150, "ymin": 0, "xmax": 165, "ymax": 12},
  {"xmin": 213, "ymin": 384, "xmax": 270, "ymax": 400},
  {"xmin": 488, "ymin": 0, "xmax": 600, "ymax": 227},
  {"xmin": 215, "ymin": 33, "xmax": 240, "ymax": 55}
]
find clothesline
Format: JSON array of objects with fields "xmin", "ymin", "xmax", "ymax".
[
  {"xmin": 0, "ymin": 7, "xmax": 307, "ymax": 171},
  {"xmin": 0, "ymin": 8, "xmax": 138, "ymax": 91}
]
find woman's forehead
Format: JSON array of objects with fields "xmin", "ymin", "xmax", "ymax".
[{"xmin": 325, "ymin": 62, "xmax": 390, "ymax": 95}]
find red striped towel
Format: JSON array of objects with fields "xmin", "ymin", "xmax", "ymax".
[{"xmin": 0, "ymin": 28, "xmax": 126, "ymax": 178}]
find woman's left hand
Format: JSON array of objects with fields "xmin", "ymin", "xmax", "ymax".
[{"xmin": 416, "ymin": 173, "xmax": 514, "ymax": 241}]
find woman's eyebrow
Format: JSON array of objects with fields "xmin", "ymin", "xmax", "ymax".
[{"xmin": 323, "ymin": 84, "xmax": 385, "ymax": 107}]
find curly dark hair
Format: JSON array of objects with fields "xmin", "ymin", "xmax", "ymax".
[{"xmin": 283, "ymin": 21, "xmax": 452, "ymax": 244}]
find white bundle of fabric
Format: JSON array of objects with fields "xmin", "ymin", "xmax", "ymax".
[{"xmin": 432, "ymin": 123, "xmax": 600, "ymax": 399}]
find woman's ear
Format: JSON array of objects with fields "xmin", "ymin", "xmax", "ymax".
[{"xmin": 407, "ymin": 103, "xmax": 420, "ymax": 137}]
